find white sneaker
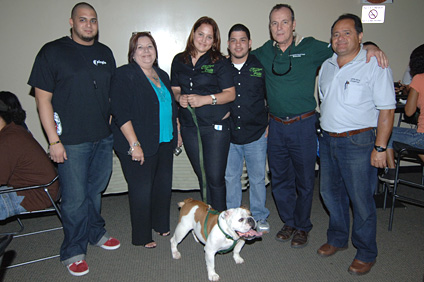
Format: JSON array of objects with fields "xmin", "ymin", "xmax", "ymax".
[{"xmin": 257, "ymin": 219, "xmax": 270, "ymax": 233}]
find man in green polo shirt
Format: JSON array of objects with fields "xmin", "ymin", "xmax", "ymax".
[{"xmin": 252, "ymin": 4, "xmax": 387, "ymax": 248}]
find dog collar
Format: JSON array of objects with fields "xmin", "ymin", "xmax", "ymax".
[{"xmin": 204, "ymin": 209, "xmax": 238, "ymax": 254}]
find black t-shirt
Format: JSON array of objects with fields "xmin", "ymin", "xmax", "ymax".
[
  {"xmin": 171, "ymin": 51, "xmax": 234, "ymax": 127},
  {"xmin": 28, "ymin": 36, "xmax": 116, "ymax": 145}
]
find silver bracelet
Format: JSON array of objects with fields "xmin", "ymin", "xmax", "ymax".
[{"xmin": 127, "ymin": 141, "xmax": 141, "ymax": 155}]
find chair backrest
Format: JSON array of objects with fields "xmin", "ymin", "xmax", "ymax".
[
  {"xmin": 0, "ymin": 175, "xmax": 61, "ymax": 236},
  {"xmin": 0, "ymin": 177, "xmax": 62, "ymax": 269}
]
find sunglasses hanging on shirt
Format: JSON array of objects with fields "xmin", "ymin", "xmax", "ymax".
[{"xmin": 272, "ymin": 43, "xmax": 292, "ymax": 76}]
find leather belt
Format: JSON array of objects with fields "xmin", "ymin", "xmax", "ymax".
[
  {"xmin": 269, "ymin": 111, "xmax": 315, "ymax": 125},
  {"xmin": 325, "ymin": 127, "xmax": 374, "ymax": 138}
]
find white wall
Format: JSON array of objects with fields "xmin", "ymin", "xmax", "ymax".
[{"xmin": 1, "ymin": 0, "xmax": 423, "ymax": 146}]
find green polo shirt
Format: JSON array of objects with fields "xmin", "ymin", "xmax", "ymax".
[{"xmin": 252, "ymin": 37, "xmax": 332, "ymax": 117}]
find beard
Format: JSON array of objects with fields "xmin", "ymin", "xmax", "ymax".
[{"xmin": 72, "ymin": 28, "xmax": 98, "ymax": 42}]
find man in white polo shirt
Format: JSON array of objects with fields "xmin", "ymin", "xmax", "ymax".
[{"xmin": 317, "ymin": 13, "xmax": 395, "ymax": 275}]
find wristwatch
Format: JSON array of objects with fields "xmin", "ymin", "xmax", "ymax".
[
  {"xmin": 128, "ymin": 141, "xmax": 141, "ymax": 155},
  {"xmin": 374, "ymin": 145, "xmax": 387, "ymax": 152},
  {"xmin": 210, "ymin": 94, "xmax": 217, "ymax": 105}
]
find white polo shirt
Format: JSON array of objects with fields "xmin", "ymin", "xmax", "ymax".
[{"xmin": 318, "ymin": 47, "xmax": 396, "ymax": 133}]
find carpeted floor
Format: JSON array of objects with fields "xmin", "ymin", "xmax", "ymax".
[{"xmin": 1, "ymin": 173, "xmax": 423, "ymax": 282}]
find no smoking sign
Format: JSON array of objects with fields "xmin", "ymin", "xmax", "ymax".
[{"xmin": 362, "ymin": 5, "xmax": 386, "ymax": 23}]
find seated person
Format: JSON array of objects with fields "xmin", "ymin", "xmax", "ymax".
[
  {"xmin": 394, "ymin": 67, "xmax": 412, "ymax": 95},
  {"xmin": 380, "ymin": 44, "xmax": 424, "ymax": 183},
  {"xmin": 0, "ymin": 91, "xmax": 29, "ymax": 130},
  {"xmin": 0, "ymin": 91, "xmax": 59, "ymax": 220}
]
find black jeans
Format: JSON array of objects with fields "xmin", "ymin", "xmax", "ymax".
[{"xmin": 181, "ymin": 120, "xmax": 230, "ymax": 211}]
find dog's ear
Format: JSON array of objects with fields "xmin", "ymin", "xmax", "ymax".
[{"xmin": 223, "ymin": 209, "xmax": 234, "ymax": 219}]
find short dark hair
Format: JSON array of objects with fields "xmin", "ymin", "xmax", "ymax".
[
  {"xmin": 0, "ymin": 91, "xmax": 26, "ymax": 125},
  {"xmin": 409, "ymin": 44, "xmax": 424, "ymax": 77},
  {"xmin": 331, "ymin": 14, "xmax": 363, "ymax": 35},
  {"xmin": 128, "ymin": 32, "xmax": 159, "ymax": 66},
  {"xmin": 269, "ymin": 4, "xmax": 295, "ymax": 23},
  {"xmin": 228, "ymin": 24, "xmax": 251, "ymax": 41},
  {"xmin": 71, "ymin": 2, "xmax": 96, "ymax": 18}
]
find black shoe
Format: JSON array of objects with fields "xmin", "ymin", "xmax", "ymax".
[{"xmin": 379, "ymin": 168, "xmax": 396, "ymax": 184}]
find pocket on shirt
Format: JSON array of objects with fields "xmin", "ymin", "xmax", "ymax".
[{"xmin": 344, "ymin": 84, "xmax": 366, "ymax": 106}]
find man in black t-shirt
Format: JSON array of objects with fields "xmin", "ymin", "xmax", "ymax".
[{"xmin": 28, "ymin": 2, "xmax": 119, "ymax": 276}]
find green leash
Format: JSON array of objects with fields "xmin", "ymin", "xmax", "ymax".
[{"xmin": 187, "ymin": 105, "xmax": 208, "ymax": 203}]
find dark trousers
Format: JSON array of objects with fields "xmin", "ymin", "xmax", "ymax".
[
  {"xmin": 181, "ymin": 120, "xmax": 230, "ymax": 211},
  {"xmin": 116, "ymin": 141, "xmax": 173, "ymax": 245},
  {"xmin": 268, "ymin": 116, "xmax": 317, "ymax": 232}
]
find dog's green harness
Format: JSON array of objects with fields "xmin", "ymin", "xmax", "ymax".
[{"xmin": 204, "ymin": 209, "xmax": 238, "ymax": 254}]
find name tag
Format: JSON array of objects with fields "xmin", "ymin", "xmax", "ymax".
[{"xmin": 214, "ymin": 124, "xmax": 222, "ymax": 131}]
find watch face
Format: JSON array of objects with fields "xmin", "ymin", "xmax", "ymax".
[{"xmin": 366, "ymin": 0, "xmax": 386, "ymax": 3}]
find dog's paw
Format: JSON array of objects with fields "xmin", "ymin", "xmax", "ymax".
[
  {"xmin": 233, "ymin": 254, "xmax": 244, "ymax": 264},
  {"xmin": 208, "ymin": 273, "xmax": 220, "ymax": 281},
  {"xmin": 172, "ymin": 251, "xmax": 181, "ymax": 259}
]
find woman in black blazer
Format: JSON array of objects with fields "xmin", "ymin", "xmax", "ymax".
[{"xmin": 111, "ymin": 32, "xmax": 178, "ymax": 248}]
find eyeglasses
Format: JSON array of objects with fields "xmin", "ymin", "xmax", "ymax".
[{"xmin": 272, "ymin": 44, "xmax": 292, "ymax": 76}]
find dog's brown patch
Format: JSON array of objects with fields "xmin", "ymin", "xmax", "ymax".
[{"xmin": 178, "ymin": 198, "xmax": 219, "ymax": 241}]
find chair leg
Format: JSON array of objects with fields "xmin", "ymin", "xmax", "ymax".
[
  {"xmin": 44, "ymin": 188, "xmax": 61, "ymax": 219},
  {"xmin": 421, "ymin": 165, "xmax": 424, "ymax": 185},
  {"xmin": 389, "ymin": 155, "xmax": 402, "ymax": 231},
  {"xmin": 383, "ymin": 183, "xmax": 388, "ymax": 210}
]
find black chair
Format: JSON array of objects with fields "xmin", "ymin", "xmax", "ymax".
[
  {"xmin": 388, "ymin": 142, "xmax": 424, "ymax": 231},
  {"xmin": 0, "ymin": 175, "xmax": 61, "ymax": 268}
]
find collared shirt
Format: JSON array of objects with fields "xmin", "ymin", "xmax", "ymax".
[
  {"xmin": 252, "ymin": 37, "xmax": 332, "ymax": 117},
  {"xmin": 227, "ymin": 54, "xmax": 268, "ymax": 144},
  {"xmin": 318, "ymin": 47, "xmax": 396, "ymax": 133},
  {"xmin": 171, "ymin": 51, "xmax": 234, "ymax": 127}
]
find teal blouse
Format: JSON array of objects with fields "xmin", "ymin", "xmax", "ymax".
[{"xmin": 148, "ymin": 78, "xmax": 173, "ymax": 143}]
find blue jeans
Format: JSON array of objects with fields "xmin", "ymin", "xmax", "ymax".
[
  {"xmin": 319, "ymin": 130, "xmax": 378, "ymax": 263},
  {"xmin": 58, "ymin": 134, "xmax": 113, "ymax": 265},
  {"xmin": 268, "ymin": 116, "xmax": 317, "ymax": 232},
  {"xmin": 225, "ymin": 132, "xmax": 269, "ymax": 221},
  {"xmin": 388, "ymin": 127, "xmax": 424, "ymax": 149},
  {"xmin": 181, "ymin": 120, "xmax": 230, "ymax": 211},
  {"xmin": 0, "ymin": 186, "xmax": 26, "ymax": 220}
]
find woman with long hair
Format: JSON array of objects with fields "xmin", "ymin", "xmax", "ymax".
[{"xmin": 171, "ymin": 17, "xmax": 235, "ymax": 211}]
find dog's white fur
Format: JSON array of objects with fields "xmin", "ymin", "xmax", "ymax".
[{"xmin": 170, "ymin": 198, "xmax": 257, "ymax": 281}]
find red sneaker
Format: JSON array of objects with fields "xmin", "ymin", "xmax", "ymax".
[
  {"xmin": 101, "ymin": 237, "xmax": 121, "ymax": 250},
  {"xmin": 67, "ymin": 260, "xmax": 89, "ymax": 276}
]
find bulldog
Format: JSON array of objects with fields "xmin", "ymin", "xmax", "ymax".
[{"xmin": 170, "ymin": 198, "xmax": 262, "ymax": 281}]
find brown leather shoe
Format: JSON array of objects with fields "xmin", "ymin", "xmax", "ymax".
[
  {"xmin": 275, "ymin": 225, "xmax": 296, "ymax": 242},
  {"xmin": 348, "ymin": 259, "xmax": 376, "ymax": 275},
  {"xmin": 317, "ymin": 243, "xmax": 347, "ymax": 257},
  {"xmin": 291, "ymin": 230, "xmax": 308, "ymax": 248}
]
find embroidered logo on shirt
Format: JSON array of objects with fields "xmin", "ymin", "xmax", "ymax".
[
  {"xmin": 350, "ymin": 78, "xmax": 361, "ymax": 84},
  {"xmin": 249, "ymin": 67, "xmax": 263, "ymax": 77},
  {"xmin": 290, "ymin": 53, "xmax": 305, "ymax": 58},
  {"xmin": 201, "ymin": 65, "xmax": 214, "ymax": 74},
  {"xmin": 93, "ymin": 60, "xmax": 107, "ymax": 66}
]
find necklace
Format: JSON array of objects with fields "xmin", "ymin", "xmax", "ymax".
[
  {"xmin": 149, "ymin": 69, "xmax": 159, "ymax": 82},
  {"xmin": 151, "ymin": 75, "xmax": 159, "ymax": 82}
]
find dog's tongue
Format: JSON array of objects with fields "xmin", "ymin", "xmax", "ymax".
[{"xmin": 237, "ymin": 229, "xmax": 263, "ymax": 240}]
